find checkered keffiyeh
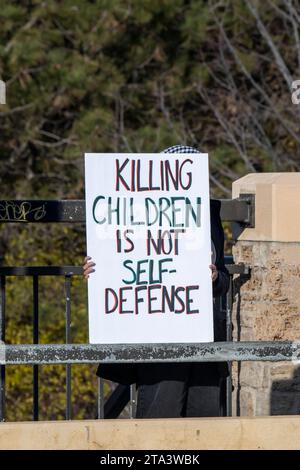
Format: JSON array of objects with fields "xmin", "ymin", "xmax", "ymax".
[{"xmin": 162, "ymin": 144, "xmax": 201, "ymax": 154}]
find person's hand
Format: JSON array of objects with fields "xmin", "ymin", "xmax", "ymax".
[
  {"xmin": 209, "ymin": 264, "xmax": 218, "ymax": 282},
  {"xmin": 83, "ymin": 256, "xmax": 96, "ymax": 279}
]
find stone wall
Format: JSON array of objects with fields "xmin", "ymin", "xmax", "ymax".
[
  {"xmin": 232, "ymin": 174, "xmax": 300, "ymax": 416},
  {"xmin": 232, "ymin": 241, "xmax": 300, "ymax": 415}
]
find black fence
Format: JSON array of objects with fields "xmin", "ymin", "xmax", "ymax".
[{"xmin": 0, "ymin": 197, "xmax": 261, "ymax": 421}]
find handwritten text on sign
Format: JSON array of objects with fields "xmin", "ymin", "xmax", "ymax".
[{"xmin": 85, "ymin": 153, "xmax": 213, "ymax": 344}]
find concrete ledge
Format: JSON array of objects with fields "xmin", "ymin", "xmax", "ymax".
[{"xmin": 1, "ymin": 416, "xmax": 300, "ymax": 449}]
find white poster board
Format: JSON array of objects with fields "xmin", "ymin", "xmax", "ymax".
[{"xmin": 85, "ymin": 153, "xmax": 213, "ymax": 344}]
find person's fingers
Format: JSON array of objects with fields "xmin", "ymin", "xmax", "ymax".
[
  {"xmin": 85, "ymin": 266, "xmax": 95, "ymax": 274},
  {"xmin": 209, "ymin": 264, "xmax": 218, "ymax": 281},
  {"xmin": 84, "ymin": 267, "xmax": 95, "ymax": 279},
  {"xmin": 83, "ymin": 257, "xmax": 95, "ymax": 279},
  {"xmin": 84, "ymin": 261, "xmax": 95, "ymax": 267},
  {"xmin": 83, "ymin": 261, "xmax": 95, "ymax": 271},
  {"xmin": 83, "ymin": 269, "xmax": 95, "ymax": 279}
]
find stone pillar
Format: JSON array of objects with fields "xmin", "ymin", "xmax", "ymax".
[{"xmin": 231, "ymin": 173, "xmax": 300, "ymax": 416}]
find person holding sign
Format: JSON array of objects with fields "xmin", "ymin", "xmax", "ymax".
[{"xmin": 84, "ymin": 145, "xmax": 229, "ymax": 418}]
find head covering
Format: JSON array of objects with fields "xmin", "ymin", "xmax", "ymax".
[{"xmin": 162, "ymin": 144, "xmax": 200, "ymax": 154}]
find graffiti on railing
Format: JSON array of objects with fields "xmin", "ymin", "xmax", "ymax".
[{"xmin": 0, "ymin": 201, "xmax": 47, "ymax": 222}]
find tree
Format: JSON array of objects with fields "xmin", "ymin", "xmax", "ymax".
[{"xmin": 0, "ymin": 0, "xmax": 300, "ymax": 420}]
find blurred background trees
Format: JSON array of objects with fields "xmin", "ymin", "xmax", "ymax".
[{"xmin": 0, "ymin": 0, "xmax": 300, "ymax": 420}]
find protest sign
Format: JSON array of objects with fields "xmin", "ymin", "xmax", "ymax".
[{"xmin": 85, "ymin": 153, "xmax": 213, "ymax": 344}]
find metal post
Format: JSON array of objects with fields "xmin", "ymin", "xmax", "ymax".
[
  {"xmin": 65, "ymin": 275, "xmax": 72, "ymax": 420},
  {"xmin": 226, "ymin": 275, "xmax": 233, "ymax": 417},
  {"xmin": 0, "ymin": 275, "xmax": 5, "ymax": 421},
  {"xmin": 129, "ymin": 384, "xmax": 137, "ymax": 418},
  {"xmin": 97, "ymin": 377, "xmax": 104, "ymax": 419},
  {"xmin": 32, "ymin": 275, "xmax": 39, "ymax": 421}
]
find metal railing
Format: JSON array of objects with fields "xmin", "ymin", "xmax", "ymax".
[
  {"xmin": 0, "ymin": 197, "xmax": 257, "ymax": 421},
  {"xmin": 0, "ymin": 196, "xmax": 255, "ymax": 225}
]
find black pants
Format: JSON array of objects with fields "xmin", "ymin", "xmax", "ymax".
[{"xmin": 135, "ymin": 362, "xmax": 227, "ymax": 418}]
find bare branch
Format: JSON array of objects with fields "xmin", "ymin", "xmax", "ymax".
[{"xmin": 245, "ymin": 0, "xmax": 293, "ymax": 87}]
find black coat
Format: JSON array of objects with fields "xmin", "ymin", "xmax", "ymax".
[{"xmin": 96, "ymin": 199, "xmax": 230, "ymax": 384}]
